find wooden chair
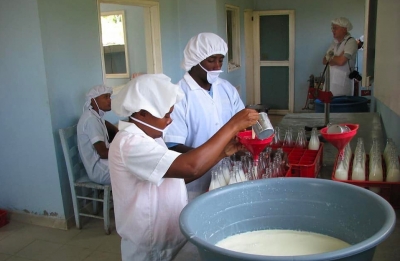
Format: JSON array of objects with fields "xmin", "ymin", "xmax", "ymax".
[{"xmin": 59, "ymin": 125, "xmax": 112, "ymax": 234}]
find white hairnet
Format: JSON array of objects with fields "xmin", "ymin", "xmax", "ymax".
[
  {"xmin": 111, "ymin": 74, "xmax": 184, "ymax": 118},
  {"xmin": 84, "ymin": 84, "xmax": 112, "ymax": 108},
  {"xmin": 331, "ymin": 17, "xmax": 353, "ymax": 31},
  {"xmin": 181, "ymin": 32, "xmax": 228, "ymax": 71}
]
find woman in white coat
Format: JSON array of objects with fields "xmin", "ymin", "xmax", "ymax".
[
  {"xmin": 108, "ymin": 74, "xmax": 259, "ymax": 261},
  {"xmin": 323, "ymin": 17, "xmax": 358, "ymax": 96}
]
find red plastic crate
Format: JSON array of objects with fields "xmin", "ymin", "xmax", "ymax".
[
  {"xmin": 0, "ymin": 209, "xmax": 8, "ymax": 228},
  {"xmin": 332, "ymin": 154, "xmax": 400, "ymax": 208},
  {"xmin": 283, "ymin": 143, "xmax": 324, "ymax": 178}
]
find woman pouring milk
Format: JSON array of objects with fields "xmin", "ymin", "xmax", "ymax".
[{"xmin": 108, "ymin": 74, "xmax": 259, "ymax": 261}]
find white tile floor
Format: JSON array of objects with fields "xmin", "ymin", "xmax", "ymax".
[{"xmin": 0, "ymin": 218, "xmax": 121, "ymax": 261}]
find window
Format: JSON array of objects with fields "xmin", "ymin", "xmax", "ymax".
[
  {"xmin": 226, "ymin": 5, "xmax": 241, "ymax": 72},
  {"xmin": 100, "ymin": 10, "xmax": 130, "ymax": 78}
]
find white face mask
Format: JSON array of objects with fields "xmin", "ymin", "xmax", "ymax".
[
  {"xmin": 130, "ymin": 117, "xmax": 167, "ymax": 136},
  {"xmin": 199, "ymin": 63, "xmax": 223, "ymax": 84},
  {"xmin": 92, "ymin": 98, "xmax": 105, "ymax": 117}
]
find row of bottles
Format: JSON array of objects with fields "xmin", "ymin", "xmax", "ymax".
[
  {"xmin": 384, "ymin": 138, "xmax": 400, "ymax": 182},
  {"xmin": 209, "ymin": 149, "xmax": 289, "ymax": 191},
  {"xmin": 334, "ymin": 137, "xmax": 400, "ymax": 193},
  {"xmin": 271, "ymin": 127, "xmax": 320, "ymax": 150}
]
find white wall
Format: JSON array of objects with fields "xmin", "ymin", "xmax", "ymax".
[{"xmin": 374, "ymin": 0, "xmax": 400, "ymax": 152}]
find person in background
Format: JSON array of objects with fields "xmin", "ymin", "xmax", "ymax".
[
  {"xmin": 163, "ymin": 32, "xmax": 245, "ymax": 201},
  {"xmin": 77, "ymin": 85, "xmax": 119, "ymax": 184},
  {"xmin": 323, "ymin": 17, "xmax": 358, "ymax": 96},
  {"xmin": 108, "ymin": 74, "xmax": 258, "ymax": 261}
]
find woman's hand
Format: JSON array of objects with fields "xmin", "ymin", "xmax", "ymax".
[
  {"xmin": 228, "ymin": 109, "xmax": 259, "ymax": 132},
  {"xmin": 221, "ymin": 138, "xmax": 245, "ymax": 158}
]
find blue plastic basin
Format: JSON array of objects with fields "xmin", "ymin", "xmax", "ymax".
[
  {"xmin": 179, "ymin": 178, "xmax": 395, "ymax": 261},
  {"xmin": 315, "ymin": 96, "xmax": 369, "ymax": 113}
]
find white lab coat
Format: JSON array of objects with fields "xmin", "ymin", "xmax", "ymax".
[
  {"xmin": 77, "ymin": 108, "xmax": 111, "ymax": 184},
  {"xmin": 326, "ymin": 34, "xmax": 358, "ymax": 96},
  {"xmin": 109, "ymin": 121, "xmax": 187, "ymax": 261},
  {"xmin": 164, "ymin": 73, "xmax": 244, "ymax": 200}
]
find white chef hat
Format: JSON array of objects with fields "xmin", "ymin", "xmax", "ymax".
[
  {"xmin": 84, "ymin": 84, "xmax": 112, "ymax": 108},
  {"xmin": 111, "ymin": 74, "xmax": 184, "ymax": 118},
  {"xmin": 331, "ymin": 17, "xmax": 353, "ymax": 31},
  {"xmin": 181, "ymin": 32, "xmax": 228, "ymax": 71}
]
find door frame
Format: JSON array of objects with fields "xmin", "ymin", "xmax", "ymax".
[
  {"xmin": 97, "ymin": 0, "xmax": 162, "ymax": 82},
  {"xmin": 246, "ymin": 10, "xmax": 295, "ymax": 114}
]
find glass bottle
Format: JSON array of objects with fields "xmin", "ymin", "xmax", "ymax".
[
  {"xmin": 295, "ymin": 129, "xmax": 307, "ymax": 149},
  {"xmin": 221, "ymin": 159, "xmax": 231, "ymax": 184},
  {"xmin": 217, "ymin": 167, "xmax": 227, "ymax": 187},
  {"xmin": 283, "ymin": 128, "xmax": 294, "ymax": 148},
  {"xmin": 228, "ymin": 166, "xmax": 240, "ymax": 185},
  {"xmin": 386, "ymin": 154, "xmax": 400, "ymax": 182},
  {"xmin": 235, "ymin": 161, "xmax": 247, "ymax": 182},
  {"xmin": 208, "ymin": 170, "xmax": 221, "ymax": 191},
  {"xmin": 351, "ymin": 156, "xmax": 365, "ymax": 181},
  {"xmin": 369, "ymin": 157, "xmax": 383, "ymax": 193},
  {"xmin": 308, "ymin": 128, "xmax": 320, "ymax": 150},
  {"xmin": 335, "ymin": 157, "xmax": 348, "ymax": 180},
  {"xmin": 271, "ymin": 126, "xmax": 281, "ymax": 147}
]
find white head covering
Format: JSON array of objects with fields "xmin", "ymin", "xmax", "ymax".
[
  {"xmin": 331, "ymin": 17, "xmax": 353, "ymax": 31},
  {"xmin": 181, "ymin": 32, "xmax": 228, "ymax": 71},
  {"xmin": 111, "ymin": 74, "xmax": 184, "ymax": 118},
  {"xmin": 84, "ymin": 84, "xmax": 112, "ymax": 109}
]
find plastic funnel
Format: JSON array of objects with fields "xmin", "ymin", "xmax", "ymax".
[
  {"xmin": 237, "ymin": 130, "xmax": 274, "ymax": 162},
  {"xmin": 320, "ymin": 123, "xmax": 359, "ymax": 152}
]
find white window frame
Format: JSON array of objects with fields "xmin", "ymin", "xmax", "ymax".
[{"xmin": 225, "ymin": 4, "xmax": 241, "ymax": 72}]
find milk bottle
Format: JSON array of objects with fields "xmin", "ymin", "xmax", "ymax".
[
  {"xmin": 386, "ymin": 157, "xmax": 400, "ymax": 182},
  {"xmin": 228, "ymin": 167, "xmax": 239, "ymax": 185},
  {"xmin": 221, "ymin": 160, "xmax": 231, "ymax": 184},
  {"xmin": 335, "ymin": 159, "xmax": 348, "ymax": 180},
  {"xmin": 351, "ymin": 158, "xmax": 365, "ymax": 181},
  {"xmin": 236, "ymin": 162, "xmax": 248, "ymax": 182},
  {"xmin": 209, "ymin": 170, "xmax": 221, "ymax": 191},
  {"xmin": 308, "ymin": 128, "xmax": 320, "ymax": 150},
  {"xmin": 369, "ymin": 157, "xmax": 383, "ymax": 193}
]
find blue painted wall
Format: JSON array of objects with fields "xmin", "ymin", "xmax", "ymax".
[
  {"xmin": 0, "ymin": 0, "xmax": 398, "ymax": 224},
  {"xmin": 0, "ymin": 0, "xmax": 64, "ymax": 217}
]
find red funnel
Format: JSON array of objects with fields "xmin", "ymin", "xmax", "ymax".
[
  {"xmin": 237, "ymin": 130, "xmax": 274, "ymax": 162},
  {"xmin": 320, "ymin": 123, "xmax": 359, "ymax": 152}
]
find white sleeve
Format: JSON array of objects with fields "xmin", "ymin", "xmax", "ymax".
[
  {"xmin": 121, "ymin": 134, "xmax": 181, "ymax": 185},
  {"xmin": 344, "ymin": 38, "xmax": 358, "ymax": 59},
  {"xmin": 85, "ymin": 117, "xmax": 106, "ymax": 144}
]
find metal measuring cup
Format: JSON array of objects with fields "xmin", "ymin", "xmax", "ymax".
[{"xmin": 252, "ymin": 112, "xmax": 274, "ymax": 140}]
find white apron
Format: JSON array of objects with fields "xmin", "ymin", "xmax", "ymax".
[{"xmin": 328, "ymin": 37, "xmax": 354, "ymax": 96}]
